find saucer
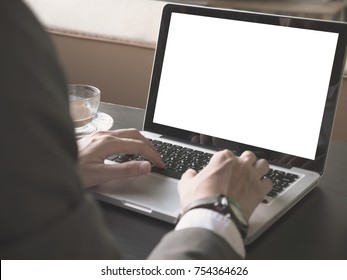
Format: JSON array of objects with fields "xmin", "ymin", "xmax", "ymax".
[
  {"xmin": 92, "ymin": 112, "xmax": 114, "ymax": 131},
  {"xmin": 75, "ymin": 112, "xmax": 114, "ymax": 138}
]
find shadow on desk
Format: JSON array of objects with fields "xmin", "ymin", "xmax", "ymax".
[{"xmin": 100, "ymin": 202, "xmax": 174, "ymax": 259}]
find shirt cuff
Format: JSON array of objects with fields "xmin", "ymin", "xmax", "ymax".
[{"xmin": 175, "ymin": 208, "xmax": 245, "ymax": 258}]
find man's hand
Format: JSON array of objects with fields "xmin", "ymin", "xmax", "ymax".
[
  {"xmin": 77, "ymin": 129, "xmax": 165, "ymax": 188},
  {"xmin": 178, "ymin": 150, "xmax": 272, "ymax": 219}
]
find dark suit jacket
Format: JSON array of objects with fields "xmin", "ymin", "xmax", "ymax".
[{"xmin": 0, "ymin": 0, "xmax": 241, "ymax": 260}]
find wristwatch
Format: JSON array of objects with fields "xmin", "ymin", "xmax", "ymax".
[{"xmin": 181, "ymin": 194, "xmax": 249, "ymax": 239}]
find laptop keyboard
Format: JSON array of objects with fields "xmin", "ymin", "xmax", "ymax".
[
  {"xmin": 110, "ymin": 139, "xmax": 213, "ymax": 179},
  {"xmin": 150, "ymin": 139, "xmax": 213, "ymax": 178},
  {"xmin": 109, "ymin": 139, "xmax": 300, "ymax": 203},
  {"xmin": 262, "ymin": 169, "xmax": 299, "ymax": 203}
]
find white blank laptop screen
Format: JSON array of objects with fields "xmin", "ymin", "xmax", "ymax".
[{"xmin": 153, "ymin": 13, "xmax": 339, "ymax": 160}]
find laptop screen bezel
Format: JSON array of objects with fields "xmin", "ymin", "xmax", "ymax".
[{"xmin": 144, "ymin": 4, "xmax": 347, "ymax": 175}]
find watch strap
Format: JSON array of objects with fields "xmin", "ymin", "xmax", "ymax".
[{"xmin": 180, "ymin": 194, "xmax": 249, "ymax": 239}]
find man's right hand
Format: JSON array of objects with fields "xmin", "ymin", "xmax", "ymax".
[{"xmin": 178, "ymin": 150, "xmax": 272, "ymax": 219}]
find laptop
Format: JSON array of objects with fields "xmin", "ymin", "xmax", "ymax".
[{"xmin": 93, "ymin": 4, "xmax": 347, "ymax": 244}]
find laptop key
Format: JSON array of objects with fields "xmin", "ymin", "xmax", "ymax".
[{"xmin": 151, "ymin": 166, "xmax": 183, "ymax": 180}]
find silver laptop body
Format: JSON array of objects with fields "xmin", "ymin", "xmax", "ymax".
[{"xmin": 94, "ymin": 4, "xmax": 347, "ymax": 244}]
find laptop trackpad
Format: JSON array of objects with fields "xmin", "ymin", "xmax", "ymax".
[{"xmin": 94, "ymin": 173, "xmax": 181, "ymax": 221}]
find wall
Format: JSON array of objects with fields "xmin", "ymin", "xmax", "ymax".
[{"xmin": 50, "ymin": 33, "xmax": 155, "ymax": 109}]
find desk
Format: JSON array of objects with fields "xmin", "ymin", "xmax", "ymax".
[{"xmin": 99, "ymin": 102, "xmax": 347, "ymax": 259}]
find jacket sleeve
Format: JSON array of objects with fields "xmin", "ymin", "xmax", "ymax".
[{"xmin": 148, "ymin": 228, "xmax": 242, "ymax": 259}]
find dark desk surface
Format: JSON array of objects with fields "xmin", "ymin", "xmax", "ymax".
[{"xmin": 99, "ymin": 102, "xmax": 347, "ymax": 260}]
